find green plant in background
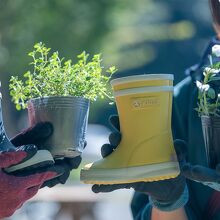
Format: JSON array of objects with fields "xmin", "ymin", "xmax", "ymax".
[
  {"xmin": 9, "ymin": 42, "xmax": 117, "ymax": 110},
  {"xmin": 196, "ymin": 45, "xmax": 220, "ymax": 116}
]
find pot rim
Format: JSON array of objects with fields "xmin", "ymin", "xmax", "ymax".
[
  {"xmin": 28, "ymin": 95, "xmax": 90, "ymax": 102},
  {"xmin": 201, "ymin": 115, "xmax": 220, "ymax": 127},
  {"xmin": 27, "ymin": 96, "xmax": 90, "ymax": 109},
  {"xmin": 201, "ymin": 115, "xmax": 220, "ymax": 120}
]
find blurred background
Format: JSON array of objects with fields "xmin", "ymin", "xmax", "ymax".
[{"xmin": 0, "ymin": 0, "xmax": 215, "ymax": 219}]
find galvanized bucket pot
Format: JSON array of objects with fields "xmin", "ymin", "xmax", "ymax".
[
  {"xmin": 201, "ymin": 115, "xmax": 220, "ymax": 169},
  {"xmin": 28, "ymin": 96, "xmax": 90, "ymax": 159}
]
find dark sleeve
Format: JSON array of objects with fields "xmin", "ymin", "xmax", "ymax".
[
  {"xmin": 172, "ymin": 76, "xmax": 192, "ymax": 142},
  {"xmin": 130, "ymin": 76, "xmax": 198, "ymax": 220},
  {"xmin": 131, "ymin": 192, "xmax": 152, "ymax": 220},
  {"xmin": 172, "ymin": 76, "xmax": 199, "ymax": 220}
]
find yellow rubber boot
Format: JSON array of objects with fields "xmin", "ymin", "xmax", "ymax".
[{"xmin": 81, "ymin": 74, "xmax": 180, "ymax": 184}]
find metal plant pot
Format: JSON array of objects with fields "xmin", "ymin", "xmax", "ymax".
[
  {"xmin": 201, "ymin": 115, "xmax": 220, "ymax": 168},
  {"xmin": 28, "ymin": 96, "xmax": 90, "ymax": 159}
]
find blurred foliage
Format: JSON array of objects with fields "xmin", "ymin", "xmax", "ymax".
[{"xmin": 0, "ymin": 0, "xmax": 215, "ymax": 132}]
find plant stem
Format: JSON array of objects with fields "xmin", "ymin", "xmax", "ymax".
[{"xmin": 203, "ymin": 92, "xmax": 209, "ymax": 116}]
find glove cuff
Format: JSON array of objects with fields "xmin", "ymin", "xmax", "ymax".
[{"xmin": 149, "ymin": 185, "xmax": 189, "ymax": 212}]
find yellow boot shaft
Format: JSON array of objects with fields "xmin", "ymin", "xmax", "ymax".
[{"xmin": 90, "ymin": 89, "xmax": 176, "ymax": 169}]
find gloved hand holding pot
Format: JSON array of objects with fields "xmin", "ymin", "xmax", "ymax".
[{"xmin": 9, "ymin": 42, "xmax": 117, "ymax": 173}]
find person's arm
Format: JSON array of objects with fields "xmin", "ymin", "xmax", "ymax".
[{"xmin": 151, "ymin": 207, "xmax": 188, "ymax": 220}]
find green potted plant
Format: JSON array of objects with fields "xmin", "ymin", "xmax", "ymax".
[
  {"xmin": 196, "ymin": 44, "xmax": 220, "ymax": 168},
  {"xmin": 9, "ymin": 42, "xmax": 117, "ymax": 159}
]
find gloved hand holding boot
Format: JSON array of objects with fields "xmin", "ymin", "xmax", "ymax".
[
  {"xmin": 81, "ymin": 74, "xmax": 180, "ymax": 184},
  {"xmin": 92, "ymin": 116, "xmax": 188, "ymax": 212}
]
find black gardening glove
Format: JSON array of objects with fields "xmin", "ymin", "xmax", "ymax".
[
  {"xmin": 10, "ymin": 122, "xmax": 65, "ymax": 177},
  {"xmin": 92, "ymin": 116, "xmax": 188, "ymax": 211},
  {"xmin": 41, "ymin": 141, "xmax": 86, "ymax": 188},
  {"xmin": 17, "ymin": 122, "xmax": 84, "ymax": 188},
  {"xmin": 41, "ymin": 155, "xmax": 82, "ymax": 188},
  {"xmin": 182, "ymin": 162, "xmax": 220, "ymax": 191},
  {"xmin": 11, "ymin": 122, "xmax": 54, "ymax": 147}
]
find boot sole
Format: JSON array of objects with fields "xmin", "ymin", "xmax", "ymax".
[
  {"xmin": 4, "ymin": 150, "xmax": 54, "ymax": 173},
  {"xmin": 80, "ymin": 161, "xmax": 180, "ymax": 184}
]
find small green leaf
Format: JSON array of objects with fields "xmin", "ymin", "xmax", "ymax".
[
  {"xmin": 209, "ymin": 76, "xmax": 220, "ymax": 82},
  {"xmin": 16, "ymin": 104, "xmax": 21, "ymax": 110},
  {"xmin": 207, "ymin": 88, "xmax": 216, "ymax": 99}
]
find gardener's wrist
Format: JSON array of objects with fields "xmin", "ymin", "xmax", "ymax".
[
  {"xmin": 151, "ymin": 207, "xmax": 188, "ymax": 220},
  {"xmin": 149, "ymin": 185, "xmax": 189, "ymax": 212}
]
